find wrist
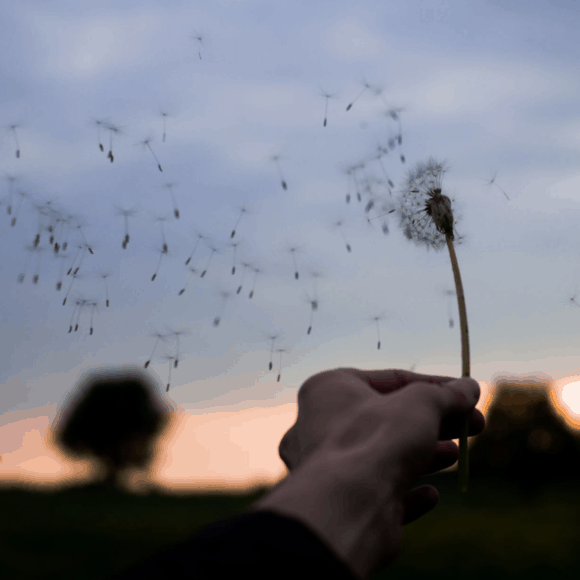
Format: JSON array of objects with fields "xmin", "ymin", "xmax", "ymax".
[{"xmin": 249, "ymin": 452, "xmax": 402, "ymax": 580}]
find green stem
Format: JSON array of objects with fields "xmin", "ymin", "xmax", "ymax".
[{"xmin": 446, "ymin": 234, "xmax": 470, "ymax": 493}]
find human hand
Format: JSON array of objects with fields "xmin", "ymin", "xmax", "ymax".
[{"xmin": 253, "ymin": 368, "xmax": 484, "ymax": 579}]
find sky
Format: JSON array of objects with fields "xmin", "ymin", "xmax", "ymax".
[{"xmin": 2, "ymin": 0, "xmax": 580, "ymax": 493}]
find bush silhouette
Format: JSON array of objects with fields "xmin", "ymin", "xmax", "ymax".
[
  {"xmin": 50, "ymin": 366, "xmax": 174, "ymax": 490},
  {"xmin": 468, "ymin": 375, "xmax": 580, "ymax": 501}
]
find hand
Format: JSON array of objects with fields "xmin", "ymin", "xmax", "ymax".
[
  {"xmin": 279, "ymin": 367, "xmax": 485, "ymax": 519},
  {"xmin": 252, "ymin": 367, "xmax": 485, "ymax": 579}
]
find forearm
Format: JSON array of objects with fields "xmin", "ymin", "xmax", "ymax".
[{"xmin": 249, "ymin": 451, "xmax": 402, "ymax": 580}]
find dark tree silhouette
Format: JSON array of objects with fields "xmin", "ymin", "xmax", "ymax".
[
  {"xmin": 49, "ymin": 366, "xmax": 174, "ymax": 491},
  {"xmin": 468, "ymin": 376, "xmax": 580, "ymax": 502}
]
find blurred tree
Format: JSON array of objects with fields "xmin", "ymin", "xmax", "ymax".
[
  {"xmin": 469, "ymin": 376, "xmax": 580, "ymax": 502},
  {"xmin": 49, "ymin": 366, "xmax": 174, "ymax": 491}
]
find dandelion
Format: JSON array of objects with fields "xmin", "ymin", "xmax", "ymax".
[
  {"xmin": 331, "ymin": 218, "xmax": 352, "ymax": 253},
  {"xmin": 185, "ymin": 230, "xmax": 207, "ymax": 266},
  {"xmin": 230, "ymin": 205, "xmax": 250, "ymax": 239},
  {"xmin": 275, "ymin": 347, "xmax": 289, "ymax": 382},
  {"xmin": 137, "ymin": 137, "xmax": 163, "ymax": 172},
  {"xmin": 484, "ymin": 170, "xmax": 510, "ymax": 201},
  {"xmin": 345, "ymin": 78, "xmax": 382, "ymax": 112},
  {"xmin": 114, "ymin": 206, "xmax": 138, "ymax": 249},
  {"xmin": 98, "ymin": 270, "xmax": 113, "ymax": 307},
  {"xmin": 104, "ymin": 122, "xmax": 122, "ymax": 163},
  {"xmin": 396, "ymin": 156, "xmax": 471, "ymax": 493},
  {"xmin": 236, "ymin": 261, "xmax": 252, "ymax": 294},
  {"xmin": 144, "ymin": 331, "xmax": 168, "ymax": 368},
  {"xmin": 200, "ymin": 244, "xmax": 219, "ymax": 278},
  {"xmin": 213, "ymin": 290, "xmax": 232, "ymax": 327},
  {"xmin": 164, "ymin": 183, "xmax": 180, "ymax": 219},
  {"xmin": 262, "ymin": 330, "xmax": 284, "ymax": 371},
  {"xmin": 248, "ymin": 265, "xmax": 262, "ymax": 299},
  {"xmin": 7, "ymin": 122, "xmax": 22, "ymax": 158},
  {"xmin": 161, "ymin": 354, "xmax": 176, "ymax": 392},
  {"xmin": 272, "ymin": 155, "xmax": 287, "ymax": 190},
  {"xmin": 318, "ymin": 85, "xmax": 338, "ymax": 127}
]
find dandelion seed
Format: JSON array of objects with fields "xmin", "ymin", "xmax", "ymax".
[
  {"xmin": 11, "ymin": 190, "xmax": 28, "ymax": 227},
  {"xmin": 159, "ymin": 109, "xmax": 170, "ymax": 142},
  {"xmin": 185, "ymin": 230, "xmax": 207, "ymax": 266},
  {"xmin": 484, "ymin": 170, "xmax": 510, "ymax": 201},
  {"xmin": 248, "ymin": 265, "xmax": 262, "ymax": 299},
  {"xmin": 68, "ymin": 299, "xmax": 81, "ymax": 333},
  {"xmin": 144, "ymin": 331, "xmax": 168, "ymax": 368},
  {"xmin": 190, "ymin": 30, "xmax": 204, "ymax": 60},
  {"xmin": 440, "ymin": 288, "xmax": 456, "ymax": 328},
  {"xmin": 55, "ymin": 252, "xmax": 70, "ymax": 291},
  {"xmin": 262, "ymin": 330, "xmax": 284, "ymax": 371},
  {"xmin": 169, "ymin": 328, "xmax": 189, "ymax": 368},
  {"xmin": 365, "ymin": 313, "xmax": 385, "ymax": 350},
  {"xmin": 305, "ymin": 293, "xmax": 319, "ymax": 335},
  {"xmin": 230, "ymin": 205, "xmax": 249, "ymax": 239},
  {"xmin": 138, "ymin": 137, "xmax": 163, "ymax": 172},
  {"xmin": 236, "ymin": 261, "xmax": 252, "ymax": 294},
  {"xmin": 213, "ymin": 290, "xmax": 232, "ymax": 327},
  {"xmin": 155, "ymin": 216, "xmax": 169, "ymax": 254},
  {"xmin": 5, "ymin": 175, "xmax": 17, "ymax": 216},
  {"xmin": 114, "ymin": 206, "xmax": 138, "ymax": 249},
  {"xmin": 228, "ymin": 240, "xmax": 241, "ymax": 275},
  {"xmin": 272, "ymin": 155, "xmax": 287, "ymax": 190},
  {"xmin": 345, "ymin": 78, "xmax": 382, "ymax": 112},
  {"xmin": 275, "ymin": 347, "xmax": 288, "ymax": 382},
  {"xmin": 151, "ymin": 245, "xmax": 169, "ymax": 281},
  {"xmin": 285, "ymin": 245, "xmax": 304, "ymax": 280},
  {"xmin": 200, "ymin": 244, "xmax": 219, "ymax": 278},
  {"xmin": 318, "ymin": 85, "xmax": 338, "ymax": 127},
  {"xmin": 98, "ymin": 270, "xmax": 113, "ymax": 307},
  {"xmin": 164, "ymin": 183, "xmax": 180, "ymax": 219},
  {"xmin": 104, "ymin": 122, "xmax": 122, "ymax": 163},
  {"xmin": 397, "ymin": 156, "xmax": 471, "ymax": 493},
  {"xmin": 87, "ymin": 300, "xmax": 99, "ymax": 335},
  {"xmin": 62, "ymin": 272, "xmax": 82, "ymax": 306},
  {"xmin": 161, "ymin": 354, "xmax": 175, "ymax": 392},
  {"xmin": 179, "ymin": 266, "xmax": 198, "ymax": 295},
  {"xmin": 331, "ymin": 218, "xmax": 352, "ymax": 253},
  {"xmin": 7, "ymin": 123, "xmax": 22, "ymax": 158},
  {"xmin": 71, "ymin": 297, "xmax": 88, "ymax": 332},
  {"xmin": 73, "ymin": 221, "xmax": 94, "ymax": 255},
  {"xmin": 71, "ymin": 243, "xmax": 92, "ymax": 276}
]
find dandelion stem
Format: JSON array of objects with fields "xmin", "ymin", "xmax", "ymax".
[{"xmin": 445, "ymin": 233, "xmax": 470, "ymax": 493}]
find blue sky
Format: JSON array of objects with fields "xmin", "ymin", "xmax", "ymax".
[{"xmin": 3, "ymin": 0, "xmax": 580, "ymax": 430}]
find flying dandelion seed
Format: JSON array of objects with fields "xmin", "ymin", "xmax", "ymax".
[
  {"xmin": 161, "ymin": 354, "xmax": 175, "ymax": 392},
  {"xmin": 484, "ymin": 170, "xmax": 510, "ymax": 201},
  {"xmin": 440, "ymin": 288, "xmax": 456, "ymax": 328},
  {"xmin": 200, "ymin": 244, "xmax": 219, "ymax": 278},
  {"xmin": 62, "ymin": 272, "xmax": 83, "ymax": 306},
  {"xmin": 271, "ymin": 155, "xmax": 287, "ymax": 190},
  {"xmin": 19, "ymin": 243, "xmax": 43, "ymax": 284},
  {"xmin": 73, "ymin": 221, "xmax": 94, "ymax": 255},
  {"xmin": 164, "ymin": 183, "xmax": 180, "ymax": 219},
  {"xmin": 71, "ymin": 297, "xmax": 88, "ymax": 332},
  {"xmin": 104, "ymin": 123, "xmax": 122, "ymax": 163},
  {"xmin": 262, "ymin": 330, "xmax": 284, "ymax": 371},
  {"xmin": 169, "ymin": 328, "xmax": 189, "ymax": 368},
  {"xmin": 87, "ymin": 300, "xmax": 99, "ymax": 335},
  {"xmin": 11, "ymin": 190, "xmax": 28, "ymax": 227},
  {"xmin": 114, "ymin": 206, "xmax": 138, "ymax": 249},
  {"xmin": 144, "ymin": 331, "xmax": 168, "ymax": 368},
  {"xmin": 159, "ymin": 109, "xmax": 170, "ymax": 142},
  {"xmin": 66, "ymin": 244, "xmax": 83, "ymax": 276},
  {"xmin": 230, "ymin": 205, "xmax": 249, "ymax": 238},
  {"xmin": 185, "ymin": 230, "xmax": 207, "ymax": 266},
  {"xmin": 67, "ymin": 299, "xmax": 83, "ymax": 333},
  {"xmin": 304, "ymin": 293, "xmax": 319, "ymax": 335},
  {"xmin": 345, "ymin": 78, "xmax": 382, "ymax": 112},
  {"xmin": 7, "ymin": 123, "xmax": 22, "ymax": 158},
  {"xmin": 365, "ymin": 313, "xmax": 386, "ymax": 350},
  {"xmin": 98, "ymin": 270, "xmax": 113, "ymax": 307},
  {"xmin": 55, "ymin": 252, "xmax": 70, "ymax": 291},
  {"xmin": 190, "ymin": 31, "xmax": 204, "ymax": 60},
  {"xmin": 92, "ymin": 119, "xmax": 109, "ymax": 152},
  {"xmin": 70, "ymin": 243, "xmax": 92, "ymax": 276},
  {"xmin": 236, "ymin": 261, "xmax": 252, "ymax": 294},
  {"xmin": 228, "ymin": 240, "xmax": 241, "ymax": 275},
  {"xmin": 318, "ymin": 85, "xmax": 338, "ymax": 127},
  {"xmin": 275, "ymin": 347, "xmax": 288, "ymax": 382},
  {"xmin": 155, "ymin": 216, "xmax": 169, "ymax": 254},
  {"xmin": 285, "ymin": 244, "xmax": 304, "ymax": 280},
  {"xmin": 5, "ymin": 175, "xmax": 17, "ymax": 216},
  {"xmin": 151, "ymin": 245, "xmax": 170, "ymax": 281},
  {"xmin": 138, "ymin": 137, "xmax": 163, "ymax": 172},
  {"xmin": 248, "ymin": 265, "xmax": 262, "ymax": 299},
  {"xmin": 397, "ymin": 156, "xmax": 471, "ymax": 493},
  {"xmin": 213, "ymin": 290, "xmax": 232, "ymax": 327},
  {"xmin": 179, "ymin": 266, "xmax": 198, "ymax": 295},
  {"xmin": 331, "ymin": 218, "xmax": 352, "ymax": 253}
]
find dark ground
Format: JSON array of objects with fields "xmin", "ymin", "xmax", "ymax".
[{"xmin": 1, "ymin": 472, "xmax": 578, "ymax": 580}]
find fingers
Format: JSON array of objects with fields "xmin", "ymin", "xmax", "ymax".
[{"xmin": 401, "ymin": 484, "xmax": 439, "ymax": 526}]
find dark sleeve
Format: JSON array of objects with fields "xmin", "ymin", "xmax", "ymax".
[{"xmin": 102, "ymin": 509, "xmax": 357, "ymax": 580}]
